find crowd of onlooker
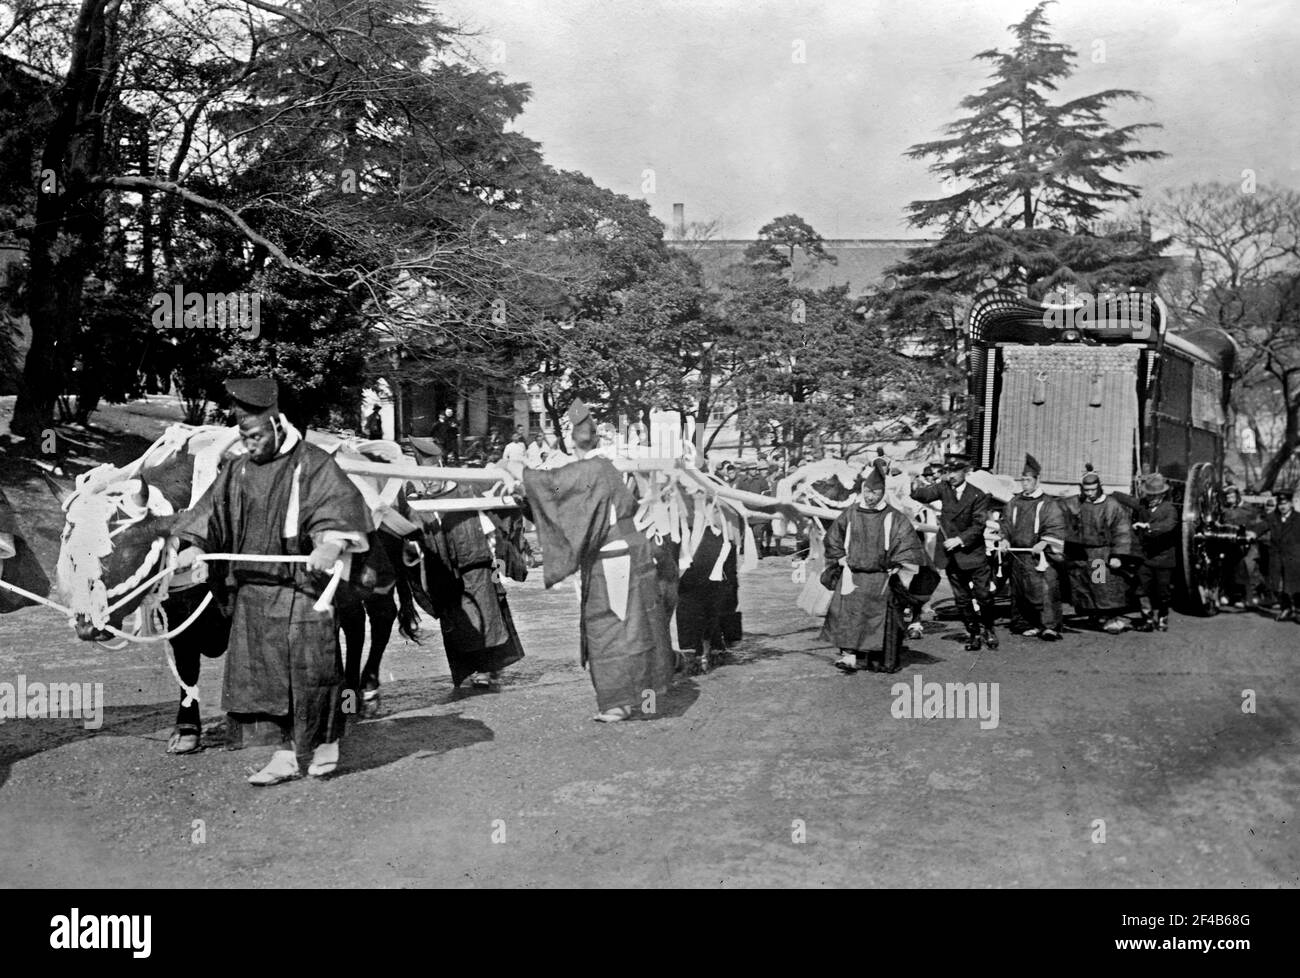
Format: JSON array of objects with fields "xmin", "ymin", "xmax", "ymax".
[{"xmin": 1216, "ymin": 485, "xmax": 1299, "ymax": 616}]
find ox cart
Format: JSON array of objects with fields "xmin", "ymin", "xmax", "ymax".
[{"xmin": 965, "ymin": 290, "xmax": 1241, "ymax": 614}]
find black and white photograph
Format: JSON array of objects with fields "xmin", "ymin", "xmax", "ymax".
[{"xmin": 0, "ymin": 0, "xmax": 1294, "ymax": 929}]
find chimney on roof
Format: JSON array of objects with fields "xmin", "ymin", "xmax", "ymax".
[{"xmin": 672, "ymin": 203, "xmax": 685, "ymax": 240}]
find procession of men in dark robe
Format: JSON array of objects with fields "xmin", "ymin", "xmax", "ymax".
[{"xmin": 9, "ymin": 372, "xmax": 1299, "ymax": 791}]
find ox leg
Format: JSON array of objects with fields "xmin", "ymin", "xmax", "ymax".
[
  {"xmin": 173, "ymin": 638, "xmax": 202, "ymax": 730},
  {"xmin": 337, "ymin": 597, "xmax": 365, "ymax": 694},
  {"xmin": 163, "ymin": 591, "xmax": 215, "ymax": 754},
  {"xmin": 360, "ymin": 591, "xmax": 397, "ymax": 694}
]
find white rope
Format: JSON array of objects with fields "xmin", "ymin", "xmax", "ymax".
[
  {"xmin": 0, "ymin": 553, "xmax": 343, "ymax": 634},
  {"xmin": 105, "ymin": 536, "xmax": 166, "ymax": 601},
  {"xmin": 3, "ymin": 552, "xmax": 340, "ymax": 710},
  {"xmin": 0, "ymin": 578, "xmax": 75, "ymax": 616},
  {"xmin": 191, "ymin": 554, "xmax": 346, "ymax": 613}
]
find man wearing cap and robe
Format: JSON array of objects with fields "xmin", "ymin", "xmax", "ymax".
[
  {"xmin": 1131, "ymin": 473, "xmax": 1180, "ymax": 632},
  {"xmin": 821, "ymin": 459, "xmax": 931, "ymax": 673},
  {"xmin": 416, "ymin": 482, "xmax": 527, "ymax": 689},
  {"xmin": 1061, "ymin": 467, "xmax": 1135, "ymax": 634},
  {"xmin": 520, "ymin": 400, "xmax": 676, "ymax": 721},
  {"xmin": 1260, "ymin": 490, "xmax": 1300, "ymax": 621},
  {"xmin": 910, "ymin": 453, "xmax": 998, "ymax": 651},
  {"xmin": 173, "ymin": 377, "xmax": 372, "ymax": 784},
  {"xmin": 997, "ymin": 453, "xmax": 1067, "ymax": 640}
]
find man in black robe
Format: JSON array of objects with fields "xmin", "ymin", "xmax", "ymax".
[
  {"xmin": 417, "ymin": 488, "xmax": 526, "ymax": 689},
  {"xmin": 676, "ymin": 508, "xmax": 741, "ymax": 660},
  {"xmin": 910, "ymin": 453, "xmax": 997, "ymax": 651},
  {"xmin": 174, "ymin": 378, "xmax": 371, "ymax": 785},
  {"xmin": 520, "ymin": 400, "xmax": 675, "ymax": 721},
  {"xmin": 821, "ymin": 460, "xmax": 930, "ymax": 673},
  {"xmin": 997, "ymin": 453, "xmax": 1067, "ymax": 640},
  {"xmin": 1061, "ymin": 468, "xmax": 1135, "ymax": 633}
]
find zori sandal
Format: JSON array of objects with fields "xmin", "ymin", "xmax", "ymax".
[
  {"xmin": 247, "ymin": 750, "xmax": 301, "ymax": 786},
  {"xmin": 166, "ymin": 724, "xmax": 201, "ymax": 755}
]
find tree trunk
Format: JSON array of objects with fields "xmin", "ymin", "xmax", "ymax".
[
  {"xmin": 10, "ymin": 0, "xmax": 121, "ymax": 440},
  {"xmin": 703, "ymin": 405, "xmax": 741, "ymax": 453},
  {"xmin": 541, "ymin": 378, "xmax": 566, "ymax": 454},
  {"xmin": 693, "ymin": 355, "xmax": 714, "ymax": 469}
]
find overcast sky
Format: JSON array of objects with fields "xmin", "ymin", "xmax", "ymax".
[{"xmin": 440, "ymin": 0, "xmax": 1298, "ymax": 239}]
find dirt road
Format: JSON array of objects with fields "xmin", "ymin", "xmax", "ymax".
[{"xmin": 3, "ymin": 556, "xmax": 1296, "ymax": 888}]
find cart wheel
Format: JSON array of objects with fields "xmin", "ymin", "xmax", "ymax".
[{"xmin": 1180, "ymin": 461, "xmax": 1222, "ymax": 615}]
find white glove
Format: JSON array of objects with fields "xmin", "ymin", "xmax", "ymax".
[{"xmin": 308, "ymin": 541, "xmax": 342, "ymax": 573}]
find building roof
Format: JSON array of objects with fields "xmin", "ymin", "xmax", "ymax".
[{"xmin": 670, "ymin": 238, "xmax": 934, "ymax": 295}]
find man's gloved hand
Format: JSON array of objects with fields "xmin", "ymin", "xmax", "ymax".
[
  {"xmin": 308, "ymin": 541, "xmax": 343, "ymax": 573},
  {"xmin": 1107, "ymin": 556, "xmax": 1122, "ymax": 570},
  {"xmin": 997, "ymin": 538, "xmax": 1011, "ymax": 553},
  {"xmin": 1030, "ymin": 541, "xmax": 1047, "ymax": 555},
  {"xmin": 943, "ymin": 536, "xmax": 963, "ymax": 551}
]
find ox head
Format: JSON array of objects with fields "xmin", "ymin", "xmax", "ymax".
[{"xmin": 57, "ymin": 469, "xmax": 182, "ymax": 641}]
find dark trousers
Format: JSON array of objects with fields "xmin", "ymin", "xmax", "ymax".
[
  {"xmin": 946, "ymin": 560, "xmax": 996, "ymax": 632},
  {"xmin": 1009, "ymin": 556, "xmax": 1062, "ymax": 631},
  {"xmin": 1136, "ymin": 564, "xmax": 1174, "ymax": 616}
]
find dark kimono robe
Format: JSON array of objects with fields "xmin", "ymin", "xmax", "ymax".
[
  {"xmin": 1002, "ymin": 491, "xmax": 1067, "ymax": 632},
  {"xmin": 523, "ymin": 457, "xmax": 675, "ymax": 713},
  {"xmin": 175, "ymin": 432, "xmax": 370, "ymax": 759},
  {"xmin": 1061, "ymin": 494, "xmax": 1134, "ymax": 613},
  {"xmin": 677, "ymin": 522, "xmax": 740, "ymax": 653},
  {"xmin": 819, "ymin": 502, "xmax": 927, "ymax": 667},
  {"xmin": 418, "ymin": 499, "xmax": 525, "ymax": 687}
]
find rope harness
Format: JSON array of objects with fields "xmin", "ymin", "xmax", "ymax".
[{"xmin": 0, "ymin": 553, "xmax": 344, "ymax": 708}]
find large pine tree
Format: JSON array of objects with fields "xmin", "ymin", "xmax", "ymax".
[{"xmin": 887, "ymin": 1, "xmax": 1169, "ymax": 318}]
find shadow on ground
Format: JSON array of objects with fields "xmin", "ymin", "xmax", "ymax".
[
  {"xmin": 337, "ymin": 712, "xmax": 495, "ymax": 776},
  {"xmin": 0, "ymin": 702, "xmax": 175, "ymax": 789}
]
